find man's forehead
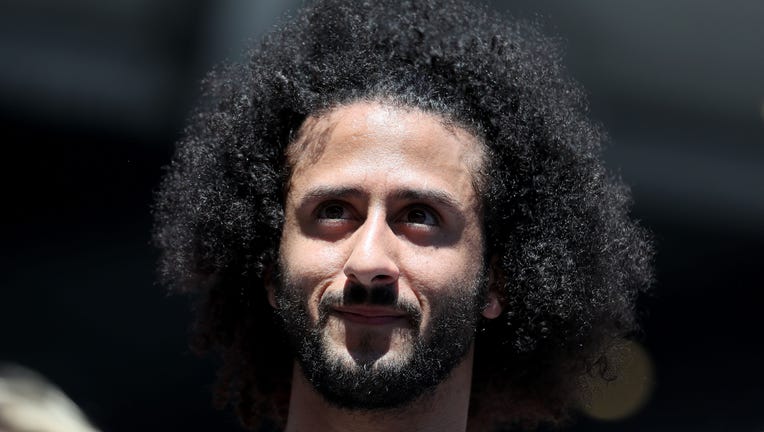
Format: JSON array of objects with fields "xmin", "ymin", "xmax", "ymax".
[
  {"xmin": 282, "ymin": 101, "xmax": 489, "ymax": 217},
  {"xmin": 285, "ymin": 101, "xmax": 486, "ymax": 174}
]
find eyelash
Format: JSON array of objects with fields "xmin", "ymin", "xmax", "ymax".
[
  {"xmin": 316, "ymin": 202, "xmax": 353, "ymax": 220},
  {"xmin": 399, "ymin": 206, "xmax": 439, "ymax": 226}
]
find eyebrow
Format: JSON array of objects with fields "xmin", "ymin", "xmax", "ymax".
[
  {"xmin": 300, "ymin": 186, "xmax": 366, "ymax": 203},
  {"xmin": 391, "ymin": 189, "xmax": 464, "ymax": 213},
  {"xmin": 298, "ymin": 185, "xmax": 465, "ymax": 213}
]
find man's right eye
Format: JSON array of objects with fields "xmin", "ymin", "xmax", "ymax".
[{"xmin": 316, "ymin": 203, "xmax": 351, "ymax": 220}]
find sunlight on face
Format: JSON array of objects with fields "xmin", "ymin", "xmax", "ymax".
[{"xmin": 273, "ymin": 101, "xmax": 489, "ymax": 409}]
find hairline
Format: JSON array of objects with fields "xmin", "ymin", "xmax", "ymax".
[{"xmin": 284, "ymin": 98, "xmax": 491, "ymax": 212}]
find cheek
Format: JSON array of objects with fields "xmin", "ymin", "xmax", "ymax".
[
  {"xmin": 403, "ymin": 246, "xmax": 483, "ymax": 311},
  {"xmin": 280, "ymin": 236, "xmax": 348, "ymax": 301},
  {"xmin": 407, "ymin": 242, "xmax": 482, "ymax": 282}
]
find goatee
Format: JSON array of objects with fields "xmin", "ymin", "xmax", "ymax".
[{"xmin": 273, "ymin": 270, "xmax": 486, "ymax": 411}]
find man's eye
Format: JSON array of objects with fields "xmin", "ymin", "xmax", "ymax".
[
  {"xmin": 402, "ymin": 207, "xmax": 438, "ymax": 226},
  {"xmin": 317, "ymin": 203, "xmax": 350, "ymax": 220}
]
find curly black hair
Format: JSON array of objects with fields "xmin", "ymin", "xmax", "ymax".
[{"xmin": 153, "ymin": 0, "xmax": 653, "ymax": 430}]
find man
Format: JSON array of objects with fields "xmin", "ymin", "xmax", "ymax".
[{"xmin": 153, "ymin": 0, "xmax": 653, "ymax": 431}]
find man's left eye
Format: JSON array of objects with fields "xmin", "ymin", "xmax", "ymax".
[
  {"xmin": 401, "ymin": 207, "xmax": 438, "ymax": 226},
  {"xmin": 316, "ymin": 203, "xmax": 351, "ymax": 220}
]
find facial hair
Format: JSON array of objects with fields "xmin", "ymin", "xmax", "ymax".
[{"xmin": 273, "ymin": 268, "xmax": 487, "ymax": 411}]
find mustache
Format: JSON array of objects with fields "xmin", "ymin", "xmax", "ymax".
[{"xmin": 318, "ymin": 283, "xmax": 422, "ymax": 327}]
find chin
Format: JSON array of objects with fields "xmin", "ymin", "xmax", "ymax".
[{"xmin": 322, "ymin": 324, "xmax": 417, "ymax": 368}]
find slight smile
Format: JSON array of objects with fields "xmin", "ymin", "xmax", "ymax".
[{"xmin": 331, "ymin": 306, "xmax": 409, "ymax": 325}]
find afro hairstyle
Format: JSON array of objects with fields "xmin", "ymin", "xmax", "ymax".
[{"xmin": 153, "ymin": 0, "xmax": 653, "ymax": 430}]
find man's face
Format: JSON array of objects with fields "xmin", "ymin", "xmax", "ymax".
[{"xmin": 273, "ymin": 102, "xmax": 490, "ymax": 409}]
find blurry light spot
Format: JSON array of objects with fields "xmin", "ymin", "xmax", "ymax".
[
  {"xmin": 0, "ymin": 364, "xmax": 100, "ymax": 432},
  {"xmin": 578, "ymin": 340, "xmax": 654, "ymax": 421}
]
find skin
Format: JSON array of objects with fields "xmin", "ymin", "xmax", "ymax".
[{"xmin": 269, "ymin": 102, "xmax": 502, "ymax": 432}]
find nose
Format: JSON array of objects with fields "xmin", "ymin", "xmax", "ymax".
[{"xmin": 343, "ymin": 212, "xmax": 400, "ymax": 287}]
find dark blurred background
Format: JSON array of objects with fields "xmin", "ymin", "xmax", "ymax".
[{"xmin": 1, "ymin": 0, "xmax": 762, "ymax": 431}]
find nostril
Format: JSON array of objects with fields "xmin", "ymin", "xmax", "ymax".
[{"xmin": 371, "ymin": 274, "xmax": 393, "ymax": 283}]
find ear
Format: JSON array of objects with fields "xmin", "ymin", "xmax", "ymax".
[
  {"xmin": 263, "ymin": 264, "xmax": 278, "ymax": 309},
  {"xmin": 266, "ymin": 283, "xmax": 277, "ymax": 309},
  {"xmin": 481, "ymin": 255, "xmax": 504, "ymax": 320},
  {"xmin": 482, "ymin": 291, "xmax": 503, "ymax": 319}
]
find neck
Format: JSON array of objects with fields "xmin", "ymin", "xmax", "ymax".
[{"xmin": 283, "ymin": 347, "xmax": 475, "ymax": 432}]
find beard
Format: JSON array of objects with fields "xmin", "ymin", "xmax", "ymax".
[{"xmin": 273, "ymin": 267, "xmax": 486, "ymax": 411}]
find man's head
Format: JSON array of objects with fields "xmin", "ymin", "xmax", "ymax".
[
  {"xmin": 272, "ymin": 102, "xmax": 498, "ymax": 410},
  {"xmin": 153, "ymin": 0, "xmax": 652, "ymax": 429}
]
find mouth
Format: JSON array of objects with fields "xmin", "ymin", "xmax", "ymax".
[{"xmin": 331, "ymin": 306, "xmax": 409, "ymax": 326}]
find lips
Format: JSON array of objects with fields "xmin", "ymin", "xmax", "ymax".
[{"xmin": 331, "ymin": 306, "xmax": 408, "ymax": 325}]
